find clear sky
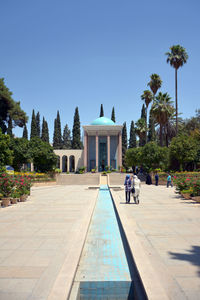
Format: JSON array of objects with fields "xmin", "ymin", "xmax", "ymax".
[{"xmin": 1, "ymin": 0, "xmax": 200, "ymax": 141}]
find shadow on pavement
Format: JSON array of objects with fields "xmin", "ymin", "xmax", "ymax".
[{"xmin": 169, "ymin": 245, "xmax": 200, "ymax": 277}]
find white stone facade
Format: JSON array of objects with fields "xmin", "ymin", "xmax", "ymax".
[{"xmin": 54, "ymin": 149, "xmax": 84, "ymax": 172}]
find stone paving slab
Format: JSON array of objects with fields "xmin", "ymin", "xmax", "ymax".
[
  {"xmin": 0, "ymin": 185, "xmax": 98, "ymax": 300},
  {"xmin": 111, "ymin": 184, "xmax": 200, "ymax": 300}
]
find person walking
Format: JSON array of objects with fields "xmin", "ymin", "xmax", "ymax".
[
  {"xmin": 167, "ymin": 173, "xmax": 173, "ymax": 187},
  {"xmin": 124, "ymin": 174, "xmax": 132, "ymax": 203},
  {"xmin": 132, "ymin": 174, "xmax": 141, "ymax": 204},
  {"xmin": 155, "ymin": 172, "xmax": 159, "ymax": 186}
]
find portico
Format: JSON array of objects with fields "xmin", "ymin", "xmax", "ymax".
[{"xmin": 83, "ymin": 117, "xmax": 123, "ymax": 172}]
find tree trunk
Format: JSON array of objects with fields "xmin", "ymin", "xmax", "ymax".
[
  {"xmin": 146, "ymin": 105, "xmax": 148, "ymax": 144},
  {"xmin": 175, "ymin": 68, "xmax": 178, "ymax": 135},
  {"xmin": 160, "ymin": 124, "xmax": 163, "ymax": 147}
]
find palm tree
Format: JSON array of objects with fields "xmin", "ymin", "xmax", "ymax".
[
  {"xmin": 135, "ymin": 118, "xmax": 147, "ymax": 147},
  {"xmin": 151, "ymin": 92, "xmax": 175, "ymax": 146},
  {"xmin": 165, "ymin": 45, "xmax": 188, "ymax": 134},
  {"xmin": 147, "ymin": 74, "xmax": 162, "ymax": 97},
  {"xmin": 141, "ymin": 90, "xmax": 153, "ymax": 143}
]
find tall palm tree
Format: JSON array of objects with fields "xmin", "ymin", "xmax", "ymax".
[
  {"xmin": 141, "ymin": 90, "xmax": 153, "ymax": 143},
  {"xmin": 147, "ymin": 74, "xmax": 162, "ymax": 97},
  {"xmin": 135, "ymin": 118, "xmax": 147, "ymax": 147},
  {"xmin": 165, "ymin": 45, "xmax": 188, "ymax": 134},
  {"xmin": 151, "ymin": 92, "xmax": 175, "ymax": 146}
]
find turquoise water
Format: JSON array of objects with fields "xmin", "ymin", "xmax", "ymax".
[{"xmin": 75, "ymin": 185, "xmax": 133, "ymax": 299}]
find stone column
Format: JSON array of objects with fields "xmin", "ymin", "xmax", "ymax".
[
  {"xmin": 107, "ymin": 135, "xmax": 110, "ymax": 168},
  {"xmin": 118, "ymin": 132, "xmax": 122, "ymax": 169},
  {"xmin": 96, "ymin": 132, "xmax": 98, "ymax": 171},
  {"xmin": 84, "ymin": 132, "xmax": 88, "ymax": 171}
]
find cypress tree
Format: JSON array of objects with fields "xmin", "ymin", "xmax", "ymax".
[
  {"xmin": 111, "ymin": 107, "xmax": 116, "ymax": 122},
  {"xmin": 148, "ymin": 109, "xmax": 156, "ymax": 142},
  {"xmin": 141, "ymin": 104, "xmax": 147, "ymax": 121},
  {"xmin": 36, "ymin": 111, "xmax": 40, "ymax": 137},
  {"xmin": 63, "ymin": 124, "xmax": 71, "ymax": 149},
  {"xmin": 30, "ymin": 109, "xmax": 37, "ymax": 139},
  {"xmin": 129, "ymin": 121, "xmax": 136, "ymax": 148},
  {"xmin": 122, "ymin": 122, "xmax": 127, "ymax": 167},
  {"xmin": 41, "ymin": 117, "xmax": 49, "ymax": 143},
  {"xmin": 22, "ymin": 124, "xmax": 28, "ymax": 139},
  {"xmin": 7, "ymin": 116, "xmax": 13, "ymax": 136},
  {"xmin": 56, "ymin": 111, "xmax": 62, "ymax": 148},
  {"xmin": 100, "ymin": 104, "xmax": 104, "ymax": 117},
  {"xmin": 45, "ymin": 120, "xmax": 49, "ymax": 143},
  {"xmin": 72, "ymin": 107, "xmax": 81, "ymax": 149},
  {"xmin": 53, "ymin": 111, "xmax": 62, "ymax": 149}
]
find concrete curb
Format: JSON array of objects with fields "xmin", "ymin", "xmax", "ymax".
[
  {"xmin": 47, "ymin": 189, "xmax": 99, "ymax": 300},
  {"xmin": 111, "ymin": 189, "xmax": 170, "ymax": 300}
]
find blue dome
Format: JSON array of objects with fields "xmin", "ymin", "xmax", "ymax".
[{"xmin": 91, "ymin": 117, "xmax": 115, "ymax": 126}]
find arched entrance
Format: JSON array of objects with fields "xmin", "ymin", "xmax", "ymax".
[
  {"xmin": 62, "ymin": 156, "xmax": 68, "ymax": 172},
  {"xmin": 69, "ymin": 155, "xmax": 75, "ymax": 172}
]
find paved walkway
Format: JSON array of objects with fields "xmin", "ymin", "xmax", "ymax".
[
  {"xmin": 112, "ymin": 184, "xmax": 200, "ymax": 300},
  {"xmin": 0, "ymin": 184, "xmax": 200, "ymax": 299},
  {"xmin": 0, "ymin": 185, "xmax": 98, "ymax": 300}
]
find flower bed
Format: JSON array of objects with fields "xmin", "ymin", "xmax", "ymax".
[
  {"xmin": 173, "ymin": 172, "xmax": 200, "ymax": 201},
  {"xmin": 0, "ymin": 172, "xmax": 32, "ymax": 206}
]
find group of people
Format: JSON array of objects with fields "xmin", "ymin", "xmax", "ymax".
[
  {"xmin": 124, "ymin": 174, "xmax": 141, "ymax": 204},
  {"xmin": 124, "ymin": 172, "xmax": 173, "ymax": 204}
]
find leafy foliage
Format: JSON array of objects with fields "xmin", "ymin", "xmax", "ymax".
[
  {"xmin": 29, "ymin": 137, "xmax": 57, "ymax": 172},
  {"xmin": 0, "ymin": 78, "xmax": 27, "ymax": 133},
  {"xmin": 0, "ymin": 129, "xmax": 13, "ymax": 167},
  {"xmin": 30, "ymin": 109, "xmax": 37, "ymax": 139},
  {"xmin": 63, "ymin": 124, "xmax": 71, "ymax": 149},
  {"xmin": 129, "ymin": 121, "xmax": 136, "ymax": 148},
  {"xmin": 10, "ymin": 138, "xmax": 30, "ymax": 171},
  {"xmin": 72, "ymin": 107, "xmax": 82, "ymax": 149}
]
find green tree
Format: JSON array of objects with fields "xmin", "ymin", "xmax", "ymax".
[
  {"xmin": 100, "ymin": 104, "xmax": 104, "ymax": 117},
  {"xmin": 147, "ymin": 74, "xmax": 162, "ymax": 97},
  {"xmin": 141, "ymin": 90, "xmax": 153, "ymax": 143},
  {"xmin": 141, "ymin": 103, "xmax": 146, "ymax": 120},
  {"xmin": 41, "ymin": 117, "xmax": 49, "ymax": 143},
  {"xmin": 10, "ymin": 138, "xmax": 30, "ymax": 171},
  {"xmin": 0, "ymin": 78, "xmax": 27, "ymax": 133},
  {"xmin": 0, "ymin": 129, "xmax": 13, "ymax": 167},
  {"xmin": 29, "ymin": 137, "xmax": 57, "ymax": 172},
  {"xmin": 129, "ymin": 121, "xmax": 136, "ymax": 148},
  {"xmin": 63, "ymin": 124, "xmax": 71, "ymax": 149},
  {"xmin": 22, "ymin": 124, "xmax": 28, "ymax": 139},
  {"xmin": 36, "ymin": 111, "xmax": 41, "ymax": 138},
  {"xmin": 141, "ymin": 142, "xmax": 169, "ymax": 172},
  {"xmin": 135, "ymin": 118, "xmax": 147, "ymax": 147},
  {"xmin": 166, "ymin": 45, "xmax": 188, "ymax": 134},
  {"xmin": 7, "ymin": 116, "xmax": 13, "ymax": 137},
  {"xmin": 169, "ymin": 135, "xmax": 197, "ymax": 171},
  {"xmin": 125, "ymin": 147, "xmax": 142, "ymax": 168},
  {"xmin": 151, "ymin": 92, "xmax": 175, "ymax": 146},
  {"xmin": 122, "ymin": 122, "xmax": 127, "ymax": 167},
  {"xmin": 30, "ymin": 109, "xmax": 37, "ymax": 139},
  {"xmin": 111, "ymin": 107, "xmax": 116, "ymax": 122},
  {"xmin": 53, "ymin": 111, "xmax": 62, "ymax": 149},
  {"xmin": 72, "ymin": 107, "xmax": 81, "ymax": 149}
]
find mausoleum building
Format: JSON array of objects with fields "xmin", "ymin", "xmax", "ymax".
[{"xmin": 54, "ymin": 117, "xmax": 123, "ymax": 172}]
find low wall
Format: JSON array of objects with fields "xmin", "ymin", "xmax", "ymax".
[{"xmin": 56, "ymin": 173, "xmax": 99, "ymax": 185}]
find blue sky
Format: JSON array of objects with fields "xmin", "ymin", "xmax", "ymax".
[{"xmin": 1, "ymin": 0, "xmax": 200, "ymax": 141}]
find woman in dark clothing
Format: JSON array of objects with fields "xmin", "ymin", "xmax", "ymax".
[
  {"xmin": 155, "ymin": 172, "xmax": 159, "ymax": 186},
  {"xmin": 146, "ymin": 173, "xmax": 152, "ymax": 185},
  {"xmin": 124, "ymin": 175, "xmax": 132, "ymax": 203}
]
